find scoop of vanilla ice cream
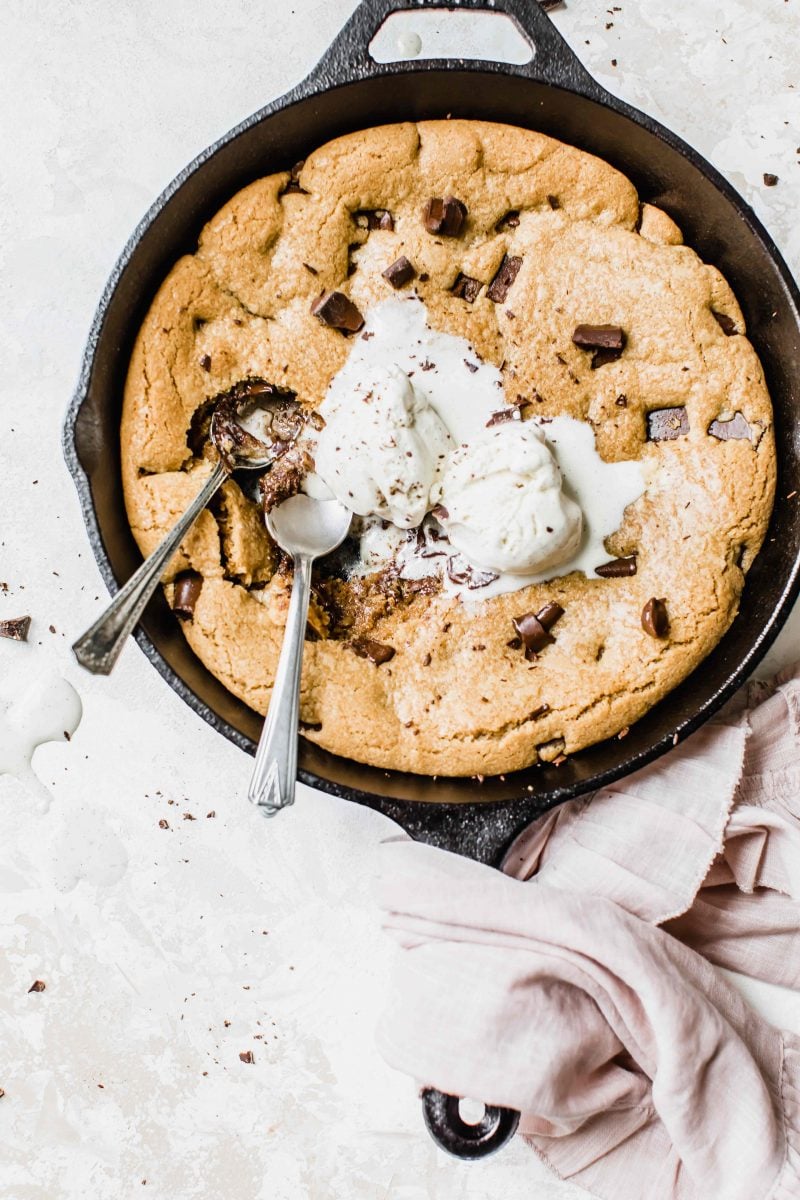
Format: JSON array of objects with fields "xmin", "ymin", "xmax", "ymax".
[
  {"xmin": 312, "ymin": 365, "xmax": 452, "ymax": 528},
  {"xmin": 432, "ymin": 422, "xmax": 583, "ymax": 574}
]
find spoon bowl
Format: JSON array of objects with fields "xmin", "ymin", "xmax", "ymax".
[{"xmin": 265, "ymin": 492, "xmax": 353, "ymax": 558}]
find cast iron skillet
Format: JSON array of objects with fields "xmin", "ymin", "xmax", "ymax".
[{"xmin": 64, "ymin": 0, "xmax": 800, "ymax": 1159}]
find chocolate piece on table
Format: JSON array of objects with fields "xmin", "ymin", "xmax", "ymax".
[
  {"xmin": 382, "ymin": 256, "xmax": 417, "ymax": 289},
  {"xmin": 572, "ymin": 324, "xmax": 626, "ymax": 352},
  {"xmin": 422, "ymin": 196, "xmax": 467, "ymax": 237},
  {"xmin": 451, "ymin": 274, "xmax": 482, "ymax": 303},
  {"xmin": 486, "ymin": 407, "xmax": 521, "ymax": 427},
  {"xmin": 28, "ymin": 980, "xmax": 46, "ymax": 993},
  {"xmin": 311, "ymin": 291, "xmax": 364, "ymax": 333},
  {"xmin": 712, "ymin": 310, "xmax": 738, "ymax": 336},
  {"xmin": 595, "ymin": 555, "xmax": 638, "ymax": 578},
  {"xmin": 763, "ymin": 173, "xmax": 779, "ymax": 187},
  {"xmin": 446, "ymin": 555, "xmax": 499, "ymax": 590},
  {"xmin": 708, "ymin": 411, "xmax": 751, "ymax": 441},
  {"xmin": 512, "ymin": 603, "xmax": 564, "ymax": 660},
  {"xmin": 647, "ymin": 406, "xmax": 690, "ymax": 442},
  {"xmin": 487, "ymin": 255, "xmax": 523, "ymax": 304},
  {"xmin": 239, "ymin": 1050, "xmax": 254, "ymax": 1064},
  {"xmin": 173, "ymin": 572, "xmax": 203, "ymax": 621},
  {"xmin": 641, "ymin": 597, "xmax": 670, "ymax": 638},
  {"xmin": 0, "ymin": 615, "xmax": 31, "ymax": 642},
  {"xmin": 353, "ymin": 638, "xmax": 396, "ymax": 665}
]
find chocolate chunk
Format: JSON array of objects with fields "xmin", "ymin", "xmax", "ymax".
[
  {"xmin": 173, "ymin": 572, "xmax": 203, "ymax": 621},
  {"xmin": 647, "ymin": 406, "xmax": 690, "ymax": 442},
  {"xmin": 28, "ymin": 980, "xmax": 46, "ymax": 993},
  {"xmin": 382, "ymin": 256, "xmax": 416, "ymax": 289},
  {"xmin": 615, "ymin": 394, "xmax": 628, "ymax": 407},
  {"xmin": 496, "ymin": 210, "xmax": 520, "ymax": 230},
  {"xmin": 572, "ymin": 324, "xmax": 626, "ymax": 352},
  {"xmin": 352, "ymin": 638, "xmax": 396, "ymax": 665},
  {"xmin": 431, "ymin": 504, "xmax": 449, "ymax": 521},
  {"xmin": 642, "ymin": 597, "xmax": 670, "ymax": 638},
  {"xmin": 591, "ymin": 347, "xmax": 624, "ymax": 370},
  {"xmin": 487, "ymin": 255, "xmax": 523, "ymax": 304},
  {"xmin": 708, "ymin": 411, "xmax": 751, "ymax": 441},
  {"xmin": 418, "ymin": 272, "xmax": 430, "ymax": 283},
  {"xmin": 423, "ymin": 196, "xmax": 467, "ymax": 237},
  {"xmin": 763, "ymin": 173, "xmax": 779, "ymax": 187},
  {"xmin": 595, "ymin": 555, "xmax": 637, "ymax": 578},
  {"xmin": 355, "ymin": 209, "xmax": 394, "ymax": 231},
  {"xmin": 712, "ymin": 310, "xmax": 738, "ymax": 336},
  {"xmin": 239, "ymin": 1050, "xmax": 254, "ymax": 1064},
  {"xmin": 451, "ymin": 273, "xmax": 482, "ymax": 303},
  {"xmin": 259, "ymin": 446, "xmax": 313, "ymax": 512},
  {"xmin": 0, "ymin": 615, "xmax": 31, "ymax": 641},
  {"xmin": 446, "ymin": 555, "xmax": 499, "ymax": 590},
  {"xmin": 512, "ymin": 603, "xmax": 564, "ymax": 660},
  {"xmin": 546, "ymin": 194, "xmax": 561, "ymax": 210},
  {"xmin": 486, "ymin": 407, "xmax": 521, "ymax": 427},
  {"xmin": 530, "ymin": 704, "xmax": 551, "ymax": 720},
  {"xmin": 311, "ymin": 291, "xmax": 364, "ymax": 333},
  {"xmin": 199, "ymin": 354, "xmax": 211, "ymax": 372},
  {"xmin": 210, "ymin": 378, "xmax": 305, "ymax": 469},
  {"xmin": 158, "ymin": 819, "xmax": 169, "ymax": 829},
  {"xmin": 281, "ymin": 161, "xmax": 308, "ymax": 195}
]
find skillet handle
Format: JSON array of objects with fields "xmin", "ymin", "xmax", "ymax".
[{"xmin": 307, "ymin": 0, "xmax": 606, "ymax": 99}]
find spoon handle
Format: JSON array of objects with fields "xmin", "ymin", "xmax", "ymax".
[
  {"xmin": 248, "ymin": 553, "xmax": 313, "ymax": 815},
  {"xmin": 72, "ymin": 461, "xmax": 228, "ymax": 675}
]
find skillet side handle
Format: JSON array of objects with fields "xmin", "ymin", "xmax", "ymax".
[
  {"xmin": 304, "ymin": 0, "xmax": 607, "ymax": 100},
  {"xmin": 421, "ymin": 1087, "xmax": 521, "ymax": 1160}
]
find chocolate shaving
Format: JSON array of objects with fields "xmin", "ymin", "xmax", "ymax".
[
  {"xmin": 382, "ymin": 255, "xmax": 416, "ymax": 289},
  {"xmin": 311, "ymin": 291, "xmax": 364, "ymax": 333},
  {"xmin": 423, "ymin": 196, "xmax": 467, "ymax": 237},
  {"xmin": 464, "ymin": 359, "xmax": 479, "ymax": 373},
  {"xmin": 0, "ymin": 616, "xmax": 31, "ymax": 641},
  {"xmin": 595, "ymin": 555, "xmax": 637, "ymax": 578},
  {"xmin": 451, "ymin": 273, "xmax": 482, "ymax": 303},
  {"xmin": 486, "ymin": 407, "xmax": 521, "ymax": 427},
  {"xmin": 355, "ymin": 209, "xmax": 394, "ymax": 231},
  {"xmin": 642, "ymin": 597, "xmax": 670, "ymax": 638},
  {"xmin": 487, "ymin": 255, "xmax": 522, "ymax": 304},
  {"xmin": 647, "ymin": 406, "xmax": 690, "ymax": 442},
  {"xmin": 352, "ymin": 638, "xmax": 396, "ymax": 665},
  {"xmin": 512, "ymin": 603, "xmax": 564, "ymax": 660},
  {"xmin": 712, "ymin": 310, "xmax": 738, "ymax": 336},
  {"xmin": 173, "ymin": 572, "xmax": 203, "ymax": 621},
  {"xmin": 708, "ymin": 411, "xmax": 751, "ymax": 441},
  {"xmin": 446, "ymin": 555, "xmax": 499, "ymax": 590},
  {"xmin": 303, "ymin": 262, "xmax": 318, "ymax": 276}
]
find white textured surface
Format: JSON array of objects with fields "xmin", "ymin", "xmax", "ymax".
[{"xmin": 0, "ymin": 2, "xmax": 798, "ymax": 1197}]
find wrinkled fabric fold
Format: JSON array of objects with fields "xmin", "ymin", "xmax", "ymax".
[{"xmin": 376, "ymin": 666, "xmax": 800, "ymax": 1200}]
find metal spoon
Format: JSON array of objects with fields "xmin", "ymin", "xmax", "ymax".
[
  {"xmin": 248, "ymin": 493, "xmax": 351, "ymax": 815},
  {"xmin": 72, "ymin": 386, "xmax": 305, "ymax": 676}
]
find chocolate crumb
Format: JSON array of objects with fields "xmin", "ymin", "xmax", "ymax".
[
  {"xmin": 173, "ymin": 572, "xmax": 203, "ymax": 621},
  {"xmin": 451, "ymin": 273, "xmax": 482, "ymax": 303},
  {"xmin": 423, "ymin": 652, "xmax": 432, "ymax": 667},
  {"xmin": 199, "ymin": 354, "xmax": 211, "ymax": 372},
  {"xmin": 302, "ymin": 262, "xmax": 318, "ymax": 276},
  {"xmin": 486, "ymin": 407, "xmax": 521, "ymax": 427},
  {"xmin": 487, "ymin": 255, "xmax": 522, "ymax": 304},
  {"xmin": 311, "ymin": 291, "xmax": 364, "ymax": 333},
  {"xmin": 763, "ymin": 173, "xmax": 779, "ymax": 187},
  {"xmin": 496, "ymin": 210, "xmax": 520, "ymax": 230},
  {"xmin": 595, "ymin": 555, "xmax": 637, "ymax": 578},
  {"xmin": 239, "ymin": 1050, "xmax": 254, "ymax": 1064},
  {"xmin": 206, "ymin": 811, "xmax": 216, "ymax": 818},
  {"xmin": 352, "ymin": 638, "xmax": 395, "ymax": 665},
  {"xmin": 28, "ymin": 980, "xmax": 46, "ymax": 993},
  {"xmin": 423, "ymin": 196, "xmax": 467, "ymax": 237},
  {"xmin": 418, "ymin": 272, "xmax": 430, "ymax": 282},
  {"xmin": 642, "ymin": 597, "xmax": 670, "ymax": 638},
  {"xmin": 464, "ymin": 359, "xmax": 479, "ymax": 373},
  {"xmin": 530, "ymin": 704, "xmax": 551, "ymax": 720},
  {"xmin": 281, "ymin": 161, "xmax": 307, "ymax": 195},
  {"xmin": 712, "ymin": 310, "xmax": 738, "ymax": 336},
  {"xmin": 708, "ymin": 411, "xmax": 751, "ymax": 441},
  {"xmin": 615, "ymin": 394, "xmax": 628, "ymax": 407},
  {"xmin": 382, "ymin": 255, "xmax": 416, "ymax": 289},
  {"xmin": 547, "ymin": 194, "xmax": 561, "ymax": 210},
  {"xmin": 158, "ymin": 819, "xmax": 169, "ymax": 829},
  {"xmin": 0, "ymin": 616, "xmax": 31, "ymax": 641},
  {"xmin": 647, "ymin": 407, "xmax": 690, "ymax": 442}
]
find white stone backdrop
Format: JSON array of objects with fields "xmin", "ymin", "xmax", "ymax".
[{"xmin": 0, "ymin": 2, "xmax": 798, "ymax": 1197}]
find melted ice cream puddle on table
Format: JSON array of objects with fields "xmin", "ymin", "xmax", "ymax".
[
  {"xmin": 0, "ymin": 673, "xmax": 83, "ymax": 809},
  {"xmin": 306, "ymin": 296, "xmax": 645, "ymax": 599}
]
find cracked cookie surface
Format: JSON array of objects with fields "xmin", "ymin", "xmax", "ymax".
[{"xmin": 121, "ymin": 120, "xmax": 775, "ymax": 777}]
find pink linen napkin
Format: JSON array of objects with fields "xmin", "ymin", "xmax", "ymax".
[{"xmin": 376, "ymin": 666, "xmax": 800, "ymax": 1200}]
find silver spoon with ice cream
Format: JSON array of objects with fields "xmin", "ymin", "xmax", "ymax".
[{"xmin": 72, "ymin": 381, "xmax": 307, "ymax": 676}]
